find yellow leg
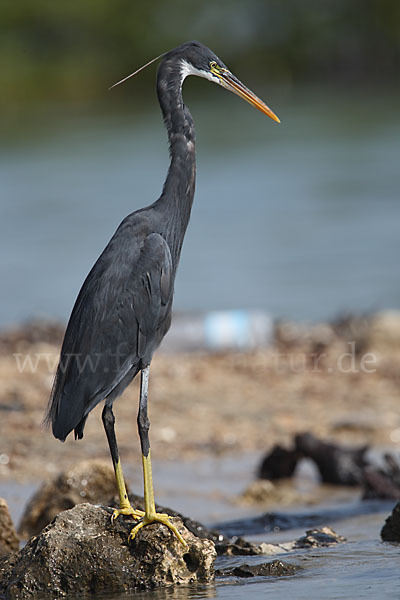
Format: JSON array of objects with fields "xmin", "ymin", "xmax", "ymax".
[
  {"xmin": 128, "ymin": 451, "xmax": 187, "ymax": 546},
  {"xmin": 102, "ymin": 405, "xmax": 144, "ymax": 522},
  {"xmin": 111, "ymin": 457, "xmax": 145, "ymax": 522}
]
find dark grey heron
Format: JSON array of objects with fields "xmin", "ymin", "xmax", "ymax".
[{"xmin": 45, "ymin": 41, "xmax": 279, "ymax": 545}]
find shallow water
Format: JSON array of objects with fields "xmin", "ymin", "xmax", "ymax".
[
  {"xmin": 1, "ymin": 88, "xmax": 399, "ymax": 326},
  {"xmin": 1, "ymin": 452, "xmax": 399, "ymax": 599}
]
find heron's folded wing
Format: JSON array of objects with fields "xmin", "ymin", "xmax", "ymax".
[{"xmin": 47, "ymin": 230, "xmax": 173, "ymax": 437}]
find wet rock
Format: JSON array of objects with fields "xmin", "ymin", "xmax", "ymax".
[
  {"xmin": 295, "ymin": 433, "xmax": 368, "ymax": 485},
  {"xmin": 258, "ymin": 541, "xmax": 292, "ymax": 554},
  {"xmin": 257, "ymin": 526, "xmax": 346, "ymax": 554},
  {"xmin": 239, "ymin": 478, "xmax": 305, "ymax": 507},
  {"xmin": 294, "ymin": 526, "xmax": 346, "ymax": 548},
  {"xmin": 258, "ymin": 444, "xmax": 300, "ymax": 480},
  {"xmin": 216, "ymin": 525, "xmax": 346, "ymax": 559},
  {"xmin": 18, "ymin": 459, "xmax": 121, "ymax": 538},
  {"xmin": 216, "ymin": 537, "xmax": 262, "ymax": 556},
  {"xmin": 0, "ymin": 503, "xmax": 216, "ymax": 598},
  {"xmin": 381, "ymin": 502, "xmax": 400, "ymax": 542},
  {"xmin": 216, "ymin": 559, "xmax": 296, "ymax": 578},
  {"xmin": 362, "ymin": 454, "xmax": 400, "ymax": 500},
  {"xmin": 240, "ymin": 479, "xmax": 278, "ymax": 503},
  {"xmin": 0, "ymin": 499, "xmax": 19, "ymax": 556}
]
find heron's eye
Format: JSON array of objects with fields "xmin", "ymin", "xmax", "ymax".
[{"xmin": 210, "ymin": 61, "xmax": 217, "ymax": 70}]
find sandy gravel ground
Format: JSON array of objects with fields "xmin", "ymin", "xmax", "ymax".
[{"xmin": 0, "ymin": 312, "xmax": 399, "ymax": 482}]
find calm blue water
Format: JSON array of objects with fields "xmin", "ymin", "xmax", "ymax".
[{"xmin": 1, "ymin": 88, "xmax": 399, "ymax": 326}]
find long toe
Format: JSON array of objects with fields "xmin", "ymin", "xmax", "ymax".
[
  {"xmin": 111, "ymin": 505, "xmax": 145, "ymax": 523},
  {"xmin": 129, "ymin": 512, "xmax": 187, "ymax": 546}
]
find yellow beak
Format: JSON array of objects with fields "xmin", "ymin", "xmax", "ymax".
[{"xmin": 216, "ymin": 70, "xmax": 280, "ymax": 123}]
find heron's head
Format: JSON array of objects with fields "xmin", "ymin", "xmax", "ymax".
[
  {"xmin": 110, "ymin": 41, "xmax": 280, "ymax": 123},
  {"xmin": 168, "ymin": 41, "xmax": 280, "ymax": 123}
]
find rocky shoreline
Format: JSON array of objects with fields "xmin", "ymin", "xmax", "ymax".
[
  {"xmin": 1, "ymin": 311, "xmax": 400, "ymax": 596},
  {"xmin": 0, "ymin": 311, "xmax": 399, "ymax": 482}
]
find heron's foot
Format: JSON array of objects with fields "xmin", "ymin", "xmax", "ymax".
[
  {"xmin": 111, "ymin": 503, "xmax": 145, "ymax": 523},
  {"xmin": 129, "ymin": 511, "xmax": 187, "ymax": 547}
]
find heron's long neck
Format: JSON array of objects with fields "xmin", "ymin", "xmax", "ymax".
[{"xmin": 155, "ymin": 62, "xmax": 196, "ymax": 263}]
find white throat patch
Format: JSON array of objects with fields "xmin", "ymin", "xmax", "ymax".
[{"xmin": 180, "ymin": 59, "xmax": 220, "ymax": 85}]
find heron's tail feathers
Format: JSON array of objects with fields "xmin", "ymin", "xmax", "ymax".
[{"xmin": 44, "ymin": 366, "xmax": 91, "ymax": 441}]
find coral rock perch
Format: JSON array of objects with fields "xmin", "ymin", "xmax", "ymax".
[{"xmin": 0, "ymin": 503, "xmax": 216, "ymax": 598}]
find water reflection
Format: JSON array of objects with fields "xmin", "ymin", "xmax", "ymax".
[{"xmin": 90, "ymin": 582, "xmax": 217, "ymax": 600}]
